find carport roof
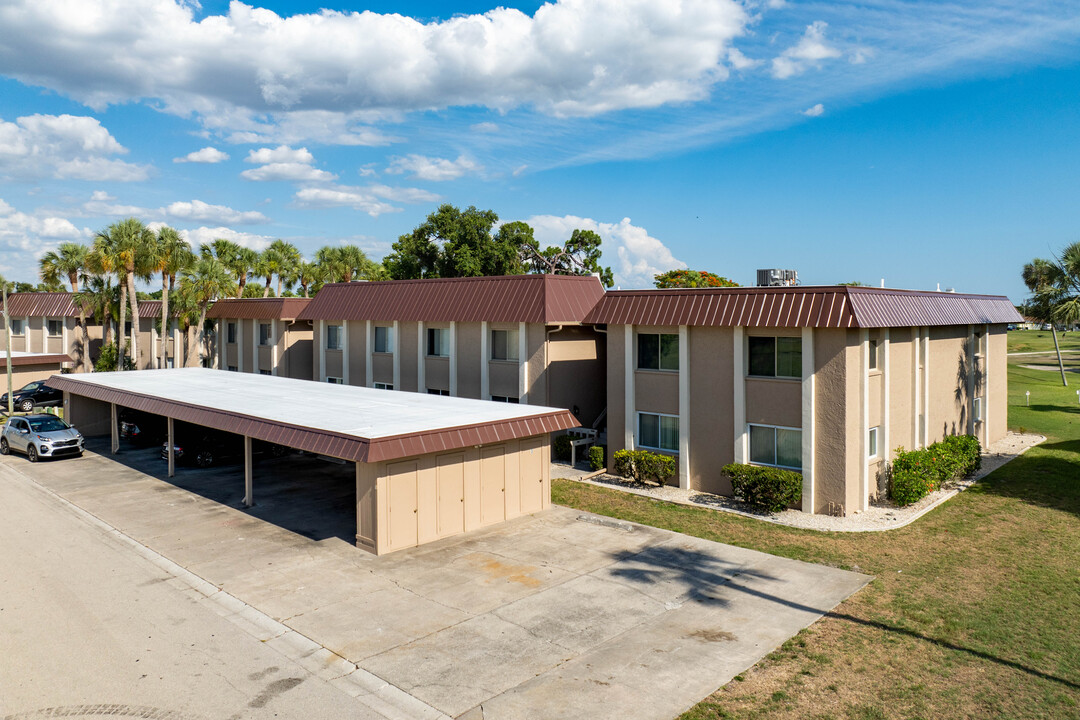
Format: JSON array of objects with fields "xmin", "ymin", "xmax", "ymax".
[
  {"xmin": 1, "ymin": 351, "xmax": 73, "ymax": 368},
  {"xmin": 48, "ymin": 368, "xmax": 578, "ymax": 463}
]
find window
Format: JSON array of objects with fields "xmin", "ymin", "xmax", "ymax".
[
  {"xmin": 868, "ymin": 339, "xmax": 879, "ymax": 370},
  {"xmin": 9, "ymin": 318, "xmax": 24, "ymax": 335},
  {"xmin": 326, "ymin": 376, "xmax": 343, "ymax": 384},
  {"xmin": 226, "ymin": 322, "xmax": 236, "ymax": 344},
  {"xmin": 228, "ymin": 365, "xmax": 238, "ymax": 372},
  {"xmin": 427, "ymin": 328, "xmax": 449, "ymax": 357},
  {"xmin": 259, "ymin": 369, "xmax": 272, "ymax": 376},
  {"xmin": 491, "ymin": 395, "xmax": 519, "ymax": 404},
  {"xmin": 973, "ymin": 397, "xmax": 983, "ymax": 422},
  {"xmin": 374, "ymin": 382, "xmax": 393, "ymax": 390},
  {"xmin": 373, "ymin": 326, "xmax": 393, "ymax": 353},
  {"xmin": 491, "ymin": 329, "xmax": 520, "ymax": 361},
  {"xmin": 427, "ymin": 388, "xmax": 450, "ymax": 396},
  {"xmin": 259, "ymin": 323, "xmax": 271, "ymax": 346},
  {"xmin": 326, "ymin": 324, "xmax": 343, "ymax": 351},
  {"xmin": 748, "ymin": 336, "xmax": 801, "ymax": 378},
  {"xmin": 637, "ymin": 333, "xmax": 679, "ymax": 371},
  {"xmin": 637, "ymin": 412, "xmax": 679, "ymax": 452},
  {"xmin": 869, "ymin": 426, "xmax": 879, "ymax": 458},
  {"xmin": 124, "ymin": 321, "xmax": 132, "ymax": 336},
  {"xmin": 47, "ymin": 319, "xmax": 62, "ymax": 336},
  {"xmin": 748, "ymin": 424, "xmax": 802, "ymax": 470}
]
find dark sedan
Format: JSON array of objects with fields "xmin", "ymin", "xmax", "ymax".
[{"xmin": 1, "ymin": 380, "xmax": 63, "ymax": 413}]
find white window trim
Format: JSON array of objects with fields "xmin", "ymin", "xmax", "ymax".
[
  {"xmin": 636, "ymin": 410, "xmax": 680, "ymax": 453},
  {"xmin": 635, "ymin": 331, "xmax": 680, "ymax": 373},
  {"xmin": 374, "ymin": 382, "xmax": 393, "ymax": 390},
  {"xmin": 746, "ymin": 335, "xmax": 803, "ymax": 380},
  {"xmin": 868, "ymin": 426, "xmax": 880, "ymax": 459},
  {"xmin": 326, "ymin": 324, "xmax": 344, "ymax": 351},
  {"xmin": 427, "ymin": 326, "xmax": 450, "ymax": 358},
  {"xmin": 747, "ymin": 422, "xmax": 803, "ymax": 471},
  {"xmin": 490, "ymin": 327, "xmax": 521, "ymax": 362},
  {"xmin": 373, "ymin": 325, "xmax": 394, "ymax": 354},
  {"xmin": 46, "ymin": 317, "xmax": 63, "ymax": 337},
  {"xmin": 973, "ymin": 396, "xmax": 983, "ymax": 423},
  {"xmin": 258, "ymin": 323, "xmax": 272, "ymax": 347},
  {"xmin": 326, "ymin": 376, "xmax": 343, "ymax": 384}
]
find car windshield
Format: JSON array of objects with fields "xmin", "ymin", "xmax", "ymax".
[
  {"xmin": 19, "ymin": 382, "xmax": 41, "ymax": 392},
  {"xmin": 29, "ymin": 417, "xmax": 69, "ymax": 432}
]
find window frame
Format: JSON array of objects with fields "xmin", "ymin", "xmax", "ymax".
[
  {"xmin": 427, "ymin": 327, "xmax": 449, "ymax": 358},
  {"xmin": 747, "ymin": 423, "xmax": 803, "ymax": 471},
  {"xmin": 868, "ymin": 426, "xmax": 879, "ymax": 459},
  {"xmin": 326, "ymin": 376, "xmax": 343, "ymax": 384},
  {"xmin": 747, "ymin": 336, "xmax": 802, "ymax": 379},
  {"xmin": 46, "ymin": 318, "xmax": 63, "ymax": 337},
  {"xmin": 636, "ymin": 411, "xmax": 680, "ymax": 453},
  {"xmin": 868, "ymin": 338, "xmax": 880, "ymax": 371},
  {"xmin": 326, "ymin": 324, "xmax": 343, "ymax": 351},
  {"xmin": 226, "ymin": 322, "xmax": 237, "ymax": 344},
  {"xmin": 374, "ymin": 382, "xmax": 393, "ymax": 390},
  {"xmin": 258, "ymin": 323, "xmax": 272, "ymax": 347},
  {"xmin": 373, "ymin": 325, "xmax": 393, "ymax": 354},
  {"xmin": 490, "ymin": 328, "xmax": 520, "ymax": 362},
  {"xmin": 227, "ymin": 365, "xmax": 238, "ymax": 372},
  {"xmin": 259, "ymin": 369, "xmax": 272, "ymax": 376},
  {"xmin": 973, "ymin": 396, "xmax": 983, "ymax": 423},
  {"xmin": 636, "ymin": 332, "xmax": 679, "ymax": 372},
  {"xmin": 9, "ymin": 318, "xmax": 25, "ymax": 336},
  {"xmin": 427, "ymin": 388, "xmax": 450, "ymax": 396},
  {"xmin": 490, "ymin": 395, "xmax": 519, "ymax": 404}
]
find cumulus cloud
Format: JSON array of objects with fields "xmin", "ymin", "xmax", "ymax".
[
  {"xmin": 164, "ymin": 200, "xmax": 268, "ymax": 225},
  {"xmin": 0, "ymin": 113, "xmax": 150, "ymax": 181},
  {"xmin": 293, "ymin": 186, "xmax": 399, "ymax": 217},
  {"xmin": 0, "ymin": 0, "xmax": 750, "ymax": 134},
  {"xmin": 82, "ymin": 190, "xmax": 145, "ymax": 216},
  {"xmin": 174, "ymin": 146, "xmax": 229, "ymax": 163},
  {"xmin": 471, "ymin": 122, "xmax": 500, "ymax": 133},
  {"xmin": 241, "ymin": 162, "xmax": 336, "ymax": 183},
  {"xmin": 771, "ymin": 21, "xmax": 842, "ymax": 79},
  {"xmin": 179, "ymin": 226, "xmax": 272, "ymax": 251},
  {"xmin": 802, "ymin": 103, "xmax": 825, "ymax": 117},
  {"xmin": 524, "ymin": 214, "xmax": 685, "ymax": 288},
  {"xmin": 0, "ymin": 196, "xmax": 87, "ymax": 279},
  {"xmin": 244, "ymin": 145, "xmax": 314, "ymax": 165},
  {"xmin": 386, "ymin": 154, "xmax": 480, "ymax": 182}
]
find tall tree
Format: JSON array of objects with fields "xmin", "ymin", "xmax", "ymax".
[
  {"xmin": 149, "ymin": 226, "xmax": 194, "ymax": 369},
  {"xmin": 267, "ymin": 239, "xmax": 302, "ymax": 296},
  {"xmin": 94, "ymin": 218, "xmax": 154, "ymax": 370},
  {"xmin": 653, "ymin": 270, "xmax": 740, "ymax": 288},
  {"xmin": 254, "ymin": 248, "xmax": 279, "ymax": 297},
  {"xmin": 521, "ymin": 228, "xmax": 614, "ymax": 286},
  {"xmin": 1023, "ymin": 245, "xmax": 1080, "ymax": 386},
  {"xmin": 291, "ymin": 261, "xmax": 323, "ymax": 298},
  {"xmin": 202, "ymin": 239, "xmax": 256, "ymax": 298},
  {"xmin": 314, "ymin": 245, "xmax": 382, "ymax": 283},
  {"xmin": 177, "ymin": 256, "xmax": 237, "ymax": 367},
  {"xmin": 385, "ymin": 204, "xmax": 524, "ymax": 279},
  {"xmin": 39, "ymin": 242, "xmax": 92, "ymax": 371}
]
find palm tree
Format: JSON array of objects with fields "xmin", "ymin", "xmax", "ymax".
[
  {"xmin": 314, "ymin": 244, "xmax": 382, "ymax": 284},
  {"xmin": 254, "ymin": 248, "xmax": 280, "ymax": 297},
  {"xmin": 94, "ymin": 218, "xmax": 154, "ymax": 370},
  {"xmin": 291, "ymin": 261, "xmax": 323, "ymax": 298},
  {"xmin": 267, "ymin": 239, "xmax": 302, "ymax": 296},
  {"xmin": 201, "ymin": 239, "xmax": 257, "ymax": 298},
  {"xmin": 1023, "ymin": 242, "xmax": 1080, "ymax": 387},
  {"xmin": 73, "ymin": 274, "xmax": 120, "ymax": 369},
  {"xmin": 177, "ymin": 256, "xmax": 237, "ymax": 367},
  {"xmin": 39, "ymin": 242, "xmax": 91, "ymax": 371},
  {"xmin": 149, "ymin": 226, "xmax": 194, "ymax": 369}
]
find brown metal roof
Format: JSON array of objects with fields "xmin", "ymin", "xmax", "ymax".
[
  {"xmin": 207, "ymin": 297, "xmax": 312, "ymax": 321},
  {"xmin": 0, "ymin": 353, "xmax": 72, "ymax": 369},
  {"xmin": 3, "ymin": 292, "xmax": 84, "ymax": 318},
  {"xmin": 46, "ymin": 372, "xmax": 579, "ymax": 463},
  {"xmin": 297, "ymin": 274, "xmax": 606, "ymax": 324},
  {"xmin": 583, "ymin": 286, "xmax": 1021, "ymax": 329}
]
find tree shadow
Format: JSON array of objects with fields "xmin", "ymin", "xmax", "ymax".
[
  {"xmin": 606, "ymin": 541, "xmax": 1080, "ymax": 691},
  {"xmin": 975, "ymin": 438, "xmax": 1080, "ymax": 518}
]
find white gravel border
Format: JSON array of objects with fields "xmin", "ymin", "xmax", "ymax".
[{"xmin": 556, "ymin": 432, "xmax": 1045, "ymax": 533}]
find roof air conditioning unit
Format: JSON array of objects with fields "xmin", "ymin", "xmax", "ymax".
[{"xmin": 756, "ymin": 269, "xmax": 799, "ymax": 287}]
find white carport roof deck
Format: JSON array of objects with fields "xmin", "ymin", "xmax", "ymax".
[{"xmin": 48, "ymin": 368, "xmax": 578, "ymax": 462}]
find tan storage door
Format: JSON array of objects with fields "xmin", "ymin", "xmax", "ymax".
[
  {"xmin": 386, "ymin": 461, "xmax": 419, "ymax": 551},
  {"xmin": 437, "ymin": 453, "xmax": 466, "ymax": 537},
  {"xmin": 518, "ymin": 437, "xmax": 544, "ymax": 514},
  {"xmin": 480, "ymin": 446, "xmax": 506, "ymax": 526}
]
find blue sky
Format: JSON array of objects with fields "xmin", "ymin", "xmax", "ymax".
[{"xmin": 1, "ymin": 0, "xmax": 1078, "ymax": 301}]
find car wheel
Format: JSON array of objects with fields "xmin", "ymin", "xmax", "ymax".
[
  {"xmin": 195, "ymin": 450, "xmax": 214, "ymax": 468},
  {"xmin": 0, "ymin": 438, "xmax": 8, "ymax": 455},
  {"xmin": 19, "ymin": 399, "xmax": 33, "ymax": 412},
  {"xmin": 27, "ymin": 445, "xmax": 38, "ymax": 463}
]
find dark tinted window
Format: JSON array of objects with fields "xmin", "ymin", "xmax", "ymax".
[
  {"xmin": 29, "ymin": 417, "xmax": 68, "ymax": 432},
  {"xmin": 748, "ymin": 337, "xmax": 775, "ymax": 376}
]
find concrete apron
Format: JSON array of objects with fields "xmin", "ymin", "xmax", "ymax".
[{"xmin": 5, "ymin": 443, "xmax": 871, "ymax": 720}]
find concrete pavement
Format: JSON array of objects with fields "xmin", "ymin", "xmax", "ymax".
[{"xmin": 2, "ymin": 440, "xmax": 871, "ymax": 719}]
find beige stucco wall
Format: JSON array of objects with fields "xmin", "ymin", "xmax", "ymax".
[
  {"xmin": 546, "ymin": 325, "xmax": 605, "ymax": 427},
  {"xmin": 688, "ymin": 326, "xmax": 735, "ymax": 496},
  {"xmin": 281, "ymin": 320, "xmax": 313, "ymax": 380},
  {"xmin": 927, "ymin": 325, "xmax": 973, "ymax": 443},
  {"xmin": 457, "ymin": 322, "xmax": 482, "ymax": 399},
  {"xmin": 987, "ymin": 325, "xmax": 1008, "ymax": 445}
]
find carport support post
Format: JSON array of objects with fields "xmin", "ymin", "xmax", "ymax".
[
  {"xmin": 167, "ymin": 417, "xmax": 175, "ymax": 478},
  {"xmin": 110, "ymin": 403, "xmax": 119, "ymax": 454},
  {"xmin": 243, "ymin": 435, "xmax": 253, "ymax": 507}
]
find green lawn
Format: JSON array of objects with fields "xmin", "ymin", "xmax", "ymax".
[
  {"xmin": 552, "ymin": 360, "xmax": 1080, "ymax": 719},
  {"xmin": 1008, "ymin": 329, "xmax": 1080, "ymax": 355}
]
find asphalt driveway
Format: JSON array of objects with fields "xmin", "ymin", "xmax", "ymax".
[{"xmin": 2, "ymin": 438, "xmax": 870, "ymax": 720}]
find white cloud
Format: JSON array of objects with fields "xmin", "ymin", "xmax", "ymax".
[
  {"xmin": 524, "ymin": 214, "xmax": 685, "ymax": 288},
  {"xmin": 0, "ymin": 0, "xmax": 750, "ymax": 132},
  {"xmin": 802, "ymin": 103, "xmax": 824, "ymax": 117},
  {"xmin": 174, "ymin": 146, "xmax": 229, "ymax": 163},
  {"xmin": 164, "ymin": 200, "xmax": 268, "ymax": 225},
  {"xmin": 726, "ymin": 48, "xmax": 759, "ymax": 71},
  {"xmin": 82, "ymin": 190, "xmax": 145, "ymax": 216},
  {"xmin": 470, "ymin": 122, "xmax": 499, "ymax": 133},
  {"xmin": 179, "ymin": 226, "xmax": 272, "ymax": 251},
  {"xmin": 358, "ymin": 164, "xmax": 377, "ymax": 177},
  {"xmin": 0, "ymin": 196, "xmax": 87, "ymax": 278},
  {"xmin": 244, "ymin": 145, "xmax": 313, "ymax": 165},
  {"xmin": 386, "ymin": 154, "xmax": 480, "ymax": 182},
  {"xmin": 293, "ymin": 186, "xmax": 399, "ymax": 217},
  {"xmin": 771, "ymin": 21, "xmax": 843, "ymax": 79},
  {"xmin": 366, "ymin": 184, "xmax": 440, "ymax": 203},
  {"xmin": 0, "ymin": 113, "xmax": 150, "ymax": 181},
  {"xmin": 240, "ymin": 162, "xmax": 336, "ymax": 183}
]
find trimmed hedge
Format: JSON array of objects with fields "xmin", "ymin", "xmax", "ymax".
[
  {"xmin": 722, "ymin": 464, "xmax": 802, "ymax": 512},
  {"xmin": 890, "ymin": 434, "xmax": 982, "ymax": 506},
  {"xmin": 612, "ymin": 449, "xmax": 676, "ymax": 486},
  {"xmin": 589, "ymin": 445, "xmax": 605, "ymax": 471},
  {"xmin": 553, "ymin": 434, "xmax": 573, "ymax": 462}
]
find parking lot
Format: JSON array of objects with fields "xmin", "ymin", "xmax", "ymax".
[{"xmin": 2, "ymin": 435, "xmax": 870, "ymax": 720}]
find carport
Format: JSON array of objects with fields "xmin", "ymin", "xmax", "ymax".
[{"xmin": 48, "ymin": 368, "xmax": 578, "ymax": 555}]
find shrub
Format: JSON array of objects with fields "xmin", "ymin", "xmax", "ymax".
[
  {"xmin": 589, "ymin": 445, "xmax": 605, "ymax": 471},
  {"xmin": 94, "ymin": 342, "xmax": 136, "ymax": 372},
  {"xmin": 612, "ymin": 449, "xmax": 676, "ymax": 486},
  {"xmin": 553, "ymin": 434, "xmax": 573, "ymax": 462},
  {"xmin": 890, "ymin": 435, "xmax": 982, "ymax": 506},
  {"xmin": 722, "ymin": 464, "xmax": 802, "ymax": 512}
]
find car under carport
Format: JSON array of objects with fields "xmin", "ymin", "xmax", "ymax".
[{"xmin": 48, "ymin": 368, "xmax": 578, "ymax": 555}]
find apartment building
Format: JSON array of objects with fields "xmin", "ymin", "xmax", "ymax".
[
  {"xmin": 0, "ymin": 292, "xmax": 101, "ymax": 371},
  {"xmin": 209, "ymin": 298, "xmax": 314, "ymax": 379},
  {"xmin": 296, "ymin": 275, "xmax": 607, "ymax": 427},
  {"xmin": 584, "ymin": 286, "xmax": 1020, "ymax": 516}
]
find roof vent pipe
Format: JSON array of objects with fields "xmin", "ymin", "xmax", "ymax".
[{"xmin": 880, "ymin": 278, "xmax": 885, "ymax": 288}]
